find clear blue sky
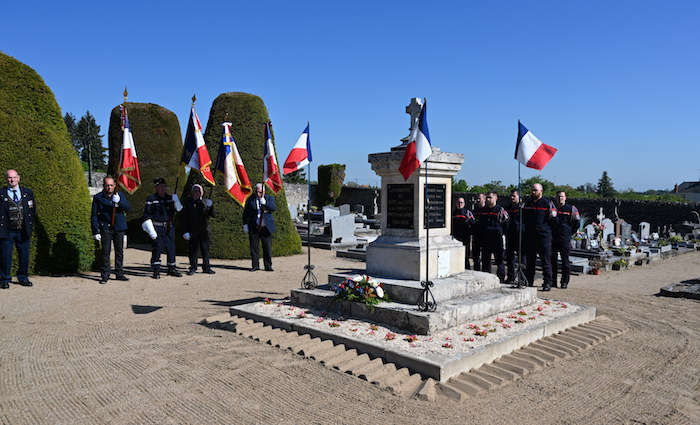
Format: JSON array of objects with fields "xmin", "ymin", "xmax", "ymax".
[{"xmin": 3, "ymin": 1, "xmax": 698, "ymax": 191}]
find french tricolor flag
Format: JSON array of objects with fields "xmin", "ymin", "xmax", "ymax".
[
  {"xmin": 399, "ymin": 99, "xmax": 432, "ymax": 180},
  {"xmin": 182, "ymin": 105, "xmax": 216, "ymax": 186},
  {"xmin": 283, "ymin": 124, "xmax": 312, "ymax": 175},
  {"xmin": 515, "ymin": 122, "xmax": 557, "ymax": 170}
]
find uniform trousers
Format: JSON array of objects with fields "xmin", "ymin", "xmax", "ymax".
[
  {"xmin": 188, "ymin": 236, "xmax": 211, "ymax": 271},
  {"xmin": 481, "ymin": 233, "xmax": 505, "ymax": 281},
  {"xmin": 151, "ymin": 225, "xmax": 176, "ymax": 270},
  {"xmin": 505, "ymin": 232, "xmax": 526, "ymax": 282},
  {"xmin": 99, "ymin": 226, "xmax": 125, "ymax": 279},
  {"xmin": 471, "ymin": 234, "xmax": 482, "ymax": 271},
  {"xmin": 525, "ymin": 236, "xmax": 553, "ymax": 288},
  {"xmin": 0, "ymin": 229, "xmax": 30, "ymax": 283},
  {"xmin": 551, "ymin": 238, "xmax": 572, "ymax": 286}
]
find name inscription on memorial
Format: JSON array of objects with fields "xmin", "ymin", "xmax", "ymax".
[
  {"xmin": 424, "ymin": 184, "xmax": 446, "ymax": 229},
  {"xmin": 387, "ymin": 184, "xmax": 414, "ymax": 229}
]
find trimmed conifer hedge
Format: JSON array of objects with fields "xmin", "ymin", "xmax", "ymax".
[
  {"xmin": 181, "ymin": 92, "xmax": 301, "ymax": 259},
  {"xmin": 0, "ymin": 53, "xmax": 94, "ymax": 274},
  {"xmin": 107, "ymin": 103, "xmax": 183, "ymax": 242},
  {"xmin": 316, "ymin": 164, "xmax": 346, "ymax": 206}
]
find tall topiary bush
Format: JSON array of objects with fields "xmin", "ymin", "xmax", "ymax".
[
  {"xmin": 316, "ymin": 164, "xmax": 346, "ymax": 206},
  {"xmin": 182, "ymin": 92, "xmax": 301, "ymax": 259},
  {"xmin": 107, "ymin": 103, "xmax": 183, "ymax": 242},
  {"xmin": 0, "ymin": 53, "xmax": 94, "ymax": 274}
]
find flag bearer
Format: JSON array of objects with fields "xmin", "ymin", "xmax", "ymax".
[{"xmin": 143, "ymin": 178, "xmax": 183, "ymax": 279}]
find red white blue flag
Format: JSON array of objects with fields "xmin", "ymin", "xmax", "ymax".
[
  {"xmin": 117, "ymin": 104, "xmax": 141, "ymax": 194},
  {"xmin": 182, "ymin": 105, "xmax": 215, "ymax": 185},
  {"xmin": 263, "ymin": 122, "xmax": 283, "ymax": 194},
  {"xmin": 283, "ymin": 124, "xmax": 312, "ymax": 175},
  {"xmin": 399, "ymin": 99, "xmax": 432, "ymax": 180},
  {"xmin": 215, "ymin": 122, "xmax": 252, "ymax": 206},
  {"xmin": 515, "ymin": 122, "xmax": 557, "ymax": 170}
]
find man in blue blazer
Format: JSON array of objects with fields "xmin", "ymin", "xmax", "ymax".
[
  {"xmin": 0, "ymin": 169, "xmax": 36, "ymax": 288},
  {"xmin": 91, "ymin": 176, "xmax": 132, "ymax": 284},
  {"xmin": 243, "ymin": 183, "xmax": 276, "ymax": 271}
]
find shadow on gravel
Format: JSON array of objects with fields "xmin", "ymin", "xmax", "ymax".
[
  {"xmin": 131, "ymin": 305, "xmax": 163, "ymax": 314},
  {"xmin": 201, "ymin": 297, "xmax": 266, "ymax": 307}
]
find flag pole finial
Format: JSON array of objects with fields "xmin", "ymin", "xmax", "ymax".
[
  {"xmin": 191, "ymin": 94, "xmax": 197, "ymax": 106},
  {"xmin": 123, "ymin": 86, "xmax": 128, "ymax": 103}
]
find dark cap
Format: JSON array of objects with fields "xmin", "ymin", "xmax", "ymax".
[{"xmin": 153, "ymin": 177, "xmax": 166, "ymax": 186}]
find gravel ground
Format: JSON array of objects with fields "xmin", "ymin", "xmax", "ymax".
[{"xmin": 0, "ymin": 246, "xmax": 698, "ymax": 425}]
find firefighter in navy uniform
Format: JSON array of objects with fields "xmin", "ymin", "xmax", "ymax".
[
  {"xmin": 522, "ymin": 183, "xmax": 558, "ymax": 291},
  {"xmin": 477, "ymin": 191, "xmax": 509, "ymax": 282},
  {"xmin": 451, "ymin": 197, "xmax": 475, "ymax": 269},
  {"xmin": 505, "ymin": 189, "xmax": 525, "ymax": 284},
  {"xmin": 471, "ymin": 193, "xmax": 486, "ymax": 271},
  {"xmin": 550, "ymin": 191, "xmax": 580, "ymax": 288},
  {"xmin": 142, "ymin": 178, "xmax": 183, "ymax": 279}
]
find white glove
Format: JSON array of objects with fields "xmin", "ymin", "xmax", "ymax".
[
  {"xmin": 142, "ymin": 219, "xmax": 158, "ymax": 240},
  {"xmin": 259, "ymin": 197, "xmax": 267, "ymax": 205},
  {"xmin": 204, "ymin": 199, "xmax": 212, "ymax": 208},
  {"xmin": 243, "ymin": 224, "xmax": 249, "ymax": 234},
  {"xmin": 94, "ymin": 234, "xmax": 101, "ymax": 241},
  {"xmin": 172, "ymin": 194, "xmax": 183, "ymax": 212},
  {"xmin": 183, "ymin": 232, "xmax": 190, "ymax": 240},
  {"xmin": 112, "ymin": 194, "xmax": 121, "ymax": 204}
]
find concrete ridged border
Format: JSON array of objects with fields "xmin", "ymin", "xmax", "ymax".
[{"xmin": 230, "ymin": 303, "xmax": 596, "ymax": 382}]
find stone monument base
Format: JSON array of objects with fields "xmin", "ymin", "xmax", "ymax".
[{"xmin": 365, "ymin": 235, "xmax": 465, "ymax": 280}]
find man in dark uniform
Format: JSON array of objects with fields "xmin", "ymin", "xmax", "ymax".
[
  {"xmin": 0, "ymin": 169, "xmax": 35, "ymax": 288},
  {"xmin": 550, "ymin": 191, "xmax": 580, "ymax": 289},
  {"xmin": 91, "ymin": 176, "xmax": 132, "ymax": 284},
  {"xmin": 471, "ymin": 193, "xmax": 486, "ymax": 271},
  {"xmin": 243, "ymin": 183, "xmax": 276, "ymax": 272},
  {"xmin": 182, "ymin": 184, "xmax": 216, "ymax": 275},
  {"xmin": 522, "ymin": 183, "xmax": 558, "ymax": 291},
  {"xmin": 143, "ymin": 178, "xmax": 183, "ymax": 279},
  {"xmin": 505, "ymin": 189, "xmax": 525, "ymax": 284},
  {"xmin": 451, "ymin": 197, "xmax": 475, "ymax": 269},
  {"xmin": 478, "ymin": 191, "xmax": 509, "ymax": 282}
]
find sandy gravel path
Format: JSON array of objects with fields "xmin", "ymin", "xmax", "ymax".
[{"xmin": 0, "ymin": 247, "xmax": 698, "ymax": 424}]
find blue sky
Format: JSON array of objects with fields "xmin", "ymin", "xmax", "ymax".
[{"xmin": 2, "ymin": 1, "xmax": 698, "ymax": 191}]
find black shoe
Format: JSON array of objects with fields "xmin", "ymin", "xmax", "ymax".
[
  {"xmin": 18, "ymin": 279, "xmax": 33, "ymax": 287},
  {"xmin": 250, "ymin": 267, "xmax": 259, "ymax": 272},
  {"xmin": 0, "ymin": 282, "xmax": 9, "ymax": 289},
  {"xmin": 542, "ymin": 286, "xmax": 552, "ymax": 292},
  {"xmin": 99, "ymin": 276, "xmax": 109, "ymax": 284},
  {"xmin": 560, "ymin": 282, "xmax": 569, "ymax": 289},
  {"xmin": 186, "ymin": 269, "xmax": 196, "ymax": 276},
  {"xmin": 115, "ymin": 275, "xmax": 129, "ymax": 281},
  {"xmin": 152, "ymin": 271, "xmax": 160, "ymax": 279},
  {"xmin": 203, "ymin": 269, "xmax": 216, "ymax": 274},
  {"xmin": 167, "ymin": 269, "xmax": 182, "ymax": 277},
  {"xmin": 265, "ymin": 267, "xmax": 274, "ymax": 272}
]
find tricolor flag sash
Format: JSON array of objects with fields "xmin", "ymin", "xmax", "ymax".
[
  {"xmin": 215, "ymin": 122, "xmax": 252, "ymax": 206},
  {"xmin": 182, "ymin": 105, "xmax": 216, "ymax": 185},
  {"xmin": 117, "ymin": 104, "xmax": 141, "ymax": 194}
]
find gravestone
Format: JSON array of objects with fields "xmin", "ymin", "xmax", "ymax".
[
  {"xmin": 601, "ymin": 218, "xmax": 614, "ymax": 242},
  {"xmin": 330, "ymin": 214, "xmax": 357, "ymax": 247},
  {"xmin": 621, "ymin": 222, "xmax": 632, "ymax": 241},
  {"xmin": 323, "ymin": 206, "xmax": 340, "ymax": 224},
  {"xmin": 288, "ymin": 205, "xmax": 298, "ymax": 221},
  {"xmin": 585, "ymin": 224, "xmax": 596, "ymax": 239},
  {"xmin": 352, "ymin": 204, "xmax": 365, "ymax": 214},
  {"xmin": 615, "ymin": 219, "xmax": 625, "ymax": 238},
  {"xmin": 639, "ymin": 222, "xmax": 650, "ymax": 239},
  {"xmin": 339, "ymin": 204, "xmax": 351, "ymax": 216}
]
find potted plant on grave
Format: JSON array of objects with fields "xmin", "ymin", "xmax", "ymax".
[
  {"xmin": 589, "ymin": 257, "xmax": 604, "ymax": 275},
  {"xmin": 612, "ymin": 258, "xmax": 628, "ymax": 270}
]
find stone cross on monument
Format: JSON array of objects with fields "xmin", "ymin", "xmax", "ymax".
[
  {"xmin": 597, "ymin": 207, "xmax": 605, "ymax": 223},
  {"xmin": 398, "ymin": 98, "xmax": 424, "ymax": 146}
]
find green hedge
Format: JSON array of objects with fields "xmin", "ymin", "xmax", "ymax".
[
  {"xmin": 316, "ymin": 164, "xmax": 346, "ymax": 206},
  {"xmin": 181, "ymin": 92, "xmax": 301, "ymax": 259},
  {"xmin": 0, "ymin": 53, "xmax": 94, "ymax": 274},
  {"xmin": 107, "ymin": 103, "xmax": 183, "ymax": 243}
]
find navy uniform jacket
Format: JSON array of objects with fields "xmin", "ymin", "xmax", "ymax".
[
  {"xmin": 91, "ymin": 191, "xmax": 132, "ymax": 233},
  {"xmin": 243, "ymin": 195, "xmax": 276, "ymax": 233},
  {"xmin": 451, "ymin": 207, "xmax": 475, "ymax": 242},
  {"xmin": 551, "ymin": 203, "xmax": 581, "ymax": 242},
  {"xmin": 144, "ymin": 194, "xmax": 176, "ymax": 223},
  {"xmin": 522, "ymin": 197, "xmax": 557, "ymax": 238},
  {"xmin": 505, "ymin": 202, "xmax": 523, "ymax": 237},
  {"xmin": 476, "ymin": 205, "xmax": 509, "ymax": 237},
  {"xmin": 182, "ymin": 197, "xmax": 216, "ymax": 239},
  {"xmin": 0, "ymin": 186, "xmax": 35, "ymax": 238}
]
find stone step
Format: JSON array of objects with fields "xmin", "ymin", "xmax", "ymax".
[
  {"xmin": 366, "ymin": 363, "xmax": 398, "ymax": 385},
  {"xmin": 390, "ymin": 372, "xmax": 425, "ymax": 398},
  {"xmin": 454, "ymin": 371, "xmax": 496, "ymax": 391},
  {"xmin": 375, "ymin": 367, "xmax": 411, "ymax": 390},
  {"xmin": 352, "ymin": 358, "xmax": 388, "ymax": 382},
  {"xmin": 297, "ymin": 338, "xmax": 335, "ymax": 358},
  {"xmin": 312, "ymin": 343, "xmax": 349, "ymax": 364},
  {"xmin": 319, "ymin": 347, "xmax": 359, "ymax": 369},
  {"xmin": 335, "ymin": 352, "xmax": 372, "ymax": 373}
]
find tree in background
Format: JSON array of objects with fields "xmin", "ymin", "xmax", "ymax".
[
  {"xmin": 452, "ymin": 177, "xmax": 468, "ymax": 193},
  {"xmin": 316, "ymin": 164, "xmax": 345, "ymax": 206},
  {"xmin": 64, "ymin": 112, "xmax": 80, "ymax": 154},
  {"xmin": 597, "ymin": 171, "xmax": 617, "ymax": 198},
  {"xmin": 519, "ymin": 176, "xmax": 556, "ymax": 196},
  {"xmin": 283, "ymin": 168, "xmax": 307, "ymax": 184},
  {"xmin": 76, "ymin": 111, "xmax": 106, "ymax": 170}
]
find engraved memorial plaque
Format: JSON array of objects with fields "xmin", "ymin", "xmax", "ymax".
[
  {"xmin": 424, "ymin": 183, "xmax": 446, "ymax": 229},
  {"xmin": 387, "ymin": 184, "xmax": 414, "ymax": 229}
]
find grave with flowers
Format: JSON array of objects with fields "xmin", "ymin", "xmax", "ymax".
[{"xmin": 229, "ymin": 98, "xmax": 596, "ymax": 382}]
